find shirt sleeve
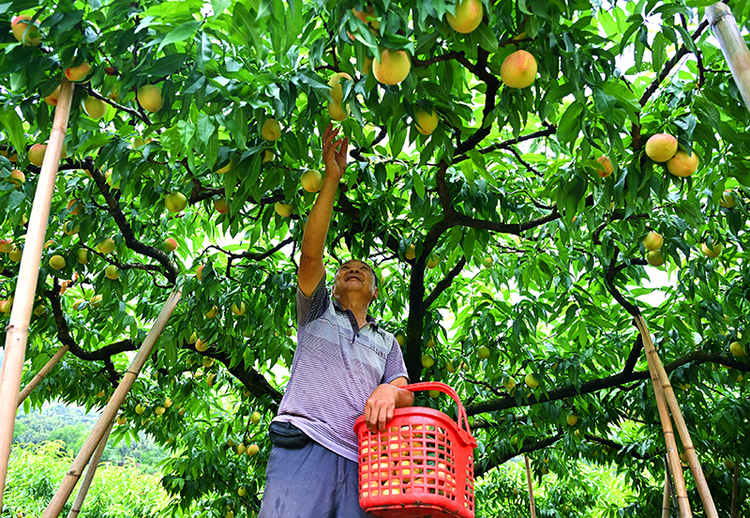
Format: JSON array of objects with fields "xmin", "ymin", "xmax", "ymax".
[
  {"xmin": 382, "ymin": 336, "xmax": 410, "ymax": 384},
  {"xmin": 297, "ymin": 276, "xmax": 330, "ymax": 326}
]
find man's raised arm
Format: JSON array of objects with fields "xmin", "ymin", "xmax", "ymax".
[{"xmin": 298, "ymin": 124, "xmax": 349, "ymax": 297}]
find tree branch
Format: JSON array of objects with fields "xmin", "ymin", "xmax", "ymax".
[
  {"xmin": 456, "ymin": 208, "xmax": 561, "ymax": 236},
  {"xmin": 465, "ymin": 350, "xmax": 749, "ymax": 416},
  {"xmin": 603, "ymin": 249, "xmax": 642, "ymax": 317},
  {"xmin": 424, "ymin": 256, "xmax": 467, "ymax": 309},
  {"xmin": 622, "ymin": 333, "xmax": 644, "ymax": 375},
  {"xmin": 474, "ymin": 432, "xmax": 563, "ymax": 478},
  {"xmin": 46, "ymin": 281, "xmax": 138, "ymax": 362},
  {"xmin": 454, "ymin": 124, "xmax": 557, "ymax": 164},
  {"xmin": 85, "ymin": 160, "xmax": 180, "ymax": 283},
  {"xmin": 455, "ymin": 53, "xmax": 501, "ymax": 157},
  {"xmin": 190, "ymin": 344, "xmax": 282, "ymax": 408},
  {"xmin": 639, "ymin": 20, "xmax": 709, "ymax": 106}
]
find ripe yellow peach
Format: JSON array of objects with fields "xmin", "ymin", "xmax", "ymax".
[
  {"xmin": 446, "ymin": 0, "xmax": 484, "ymax": 33},
  {"xmin": 372, "ymin": 49, "xmax": 411, "ymax": 86},
  {"xmin": 137, "ymin": 84, "xmax": 164, "ymax": 113},
  {"xmin": 415, "ymin": 108, "xmax": 439, "ymax": 135},
  {"xmin": 667, "ymin": 150, "xmax": 699, "ymax": 177},
  {"xmin": 645, "ymin": 133, "xmax": 678, "ymax": 162},
  {"xmin": 11, "ymin": 15, "xmax": 42, "ymax": 46},
  {"xmin": 500, "ymin": 50, "xmax": 537, "ymax": 89}
]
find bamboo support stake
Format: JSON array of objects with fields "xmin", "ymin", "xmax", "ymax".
[
  {"xmin": 663, "ymin": 459, "xmax": 672, "ymax": 518},
  {"xmin": 0, "ymin": 79, "xmax": 75, "ymax": 513},
  {"xmin": 634, "ymin": 317, "xmax": 692, "ymax": 518},
  {"xmin": 730, "ymin": 462, "xmax": 739, "ymax": 518},
  {"xmin": 42, "ymin": 288, "xmax": 182, "ymax": 518},
  {"xmin": 66, "ymin": 419, "xmax": 115, "ymax": 518},
  {"xmin": 17, "ymin": 345, "xmax": 70, "ymax": 407},
  {"xmin": 524, "ymin": 456, "xmax": 536, "ymax": 518},
  {"xmin": 636, "ymin": 315, "xmax": 719, "ymax": 518},
  {"xmin": 707, "ymin": 3, "xmax": 750, "ymax": 113}
]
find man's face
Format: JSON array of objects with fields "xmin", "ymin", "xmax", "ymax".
[{"xmin": 333, "ymin": 260, "xmax": 378, "ymax": 302}]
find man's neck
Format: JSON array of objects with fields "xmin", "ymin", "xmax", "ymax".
[{"xmin": 335, "ymin": 294, "xmax": 370, "ymax": 329}]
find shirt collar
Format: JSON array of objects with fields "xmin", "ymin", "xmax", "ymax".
[{"xmin": 332, "ymin": 299, "xmax": 379, "ymax": 328}]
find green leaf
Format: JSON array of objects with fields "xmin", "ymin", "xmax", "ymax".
[
  {"xmin": 557, "ymin": 102, "xmax": 583, "ymax": 148},
  {"xmin": 389, "ymin": 122, "xmax": 406, "ymax": 158},
  {"xmin": 0, "ymin": 107, "xmax": 26, "ymax": 157},
  {"xmin": 461, "ymin": 230, "xmax": 475, "ymax": 260},
  {"xmin": 518, "ymin": 0, "xmax": 534, "ymax": 16},
  {"xmin": 142, "ymin": 55, "xmax": 189, "ymax": 77},
  {"xmin": 675, "ymin": 25, "xmax": 697, "ymax": 55},
  {"xmin": 600, "ymin": 82, "xmax": 640, "ymax": 123},
  {"xmin": 211, "ymin": 0, "xmax": 232, "ymax": 16},
  {"xmin": 460, "ymin": 159, "xmax": 475, "ymax": 184},
  {"xmin": 157, "ymin": 21, "xmax": 201, "ymax": 52},
  {"xmin": 472, "ymin": 23, "xmax": 499, "ymax": 54},
  {"xmin": 652, "ymin": 31, "xmax": 665, "ymax": 74},
  {"xmin": 413, "ymin": 170, "xmax": 425, "ymax": 198},
  {"xmin": 7, "ymin": 191, "xmax": 25, "ymax": 211},
  {"xmin": 593, "ymin": 88, "xmax": 616, "ymax": 122}
]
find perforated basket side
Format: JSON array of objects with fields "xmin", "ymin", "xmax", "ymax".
[{"xmin": 355, "ymin": 407, "xmax": 475, "ymax": 518}]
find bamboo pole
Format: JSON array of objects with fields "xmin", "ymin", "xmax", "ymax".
[
  {"xmin": 707, "ymin": 3, "xmax": 750, "ymax": 113},
  {"xmin": 524, "ymin": 456, "xmax": 536, "ymax": 518},
  {"xmin": 0, "ymin": 79, "xmax": 75, "ymax": 513},
  {"xmin": 42, "ymin": 288, "xmax": 182, "ymax": 518},
  {"xmin": 633, "ymin": 317, "xmax": 692, "ymax": 518},
  {"xmin": 66, "ymin": 419, "xmax": 115, "ymax": 518},
  {"xmin": 663, "ymin": 458, "xmax": 672, "ymax": 518},
  {"xmin": 636, "ymin": 315, "xmax": 719, "ymax": 518},
  {"xmin": 17, "ymin": 345, "xmax": 70, "ymax": 407}
]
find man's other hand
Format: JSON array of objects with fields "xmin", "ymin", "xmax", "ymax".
[
  {"xmin": 364, "ymin": 379, "xmax": 413, "ymax": 432},
  {"xmin": 364, "ymin": 383, "xmax": 399, "ymax": 433}
]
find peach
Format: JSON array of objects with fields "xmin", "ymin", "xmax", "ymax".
[
  {"xmin": 645, "ymin": 133, "xmax": 678, "ymax": 162},
  {"xmin": 667, "ymin": 150, "xmax": 699, "ymax": 177},
  {"xmin": 137, "ymin": 84, "xmax": 164, "ymax": 112},
  {"xmin": 65, "ymin": 62, "xmax": 92, "ymax": 82},
  {"xmin": 372, "ymin": 49, "xmax": 411, "ymax": 86},
  {"xmin": 11, "ymin": 15, "xmax": 42, "ymax": 46},
  {"xmin": 446, "ymin": 0, "xmax": 483, "ymax": 33},
  {"xmin": 500, "ymin": 50, "xmax": 537, "ymax": 89}
]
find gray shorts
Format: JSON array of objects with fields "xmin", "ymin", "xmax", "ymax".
[{"xmin": 258, "ymin": 441, "xmax": 375, "ymax": 518}]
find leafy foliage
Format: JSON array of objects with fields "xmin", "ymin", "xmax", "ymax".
[
  {"xmin": 1, "ymin": 0, "xmax": 749, "ymax": 516},
  {"xmin": 4, "ymin": 441, "xmax": 167, "ymax": 517}
]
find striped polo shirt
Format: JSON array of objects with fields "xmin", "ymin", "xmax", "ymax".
[{"xmin": 273, "ymin": 277, "xmax": 409, "ymax": 462}]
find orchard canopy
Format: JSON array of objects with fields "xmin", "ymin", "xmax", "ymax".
[{"xmin": 1, "ymin": 0, "xmax": 750, "ymax": 515}]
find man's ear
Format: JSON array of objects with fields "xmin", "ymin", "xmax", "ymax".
[{"xmin": 372, "ymin": 287, "xmax": 378, "ymax": 300}]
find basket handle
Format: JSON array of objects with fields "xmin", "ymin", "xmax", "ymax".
[{"xmin": 402, "ymin": 382, "xmax": 474, "ymax": 445}]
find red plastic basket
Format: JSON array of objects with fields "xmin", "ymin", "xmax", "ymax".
[{"xmin": 354, "ymin": 382, "xmax": 477, "ymax": 518}]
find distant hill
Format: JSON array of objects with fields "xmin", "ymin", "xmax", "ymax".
[{"xmin": 14, "ymin": 403, "xmax": 166, "ymax": 473}]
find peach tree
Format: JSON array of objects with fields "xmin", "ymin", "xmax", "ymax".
[{"xmin": 0, "ymin": 0, "xmax": 748, "ymax": 516}]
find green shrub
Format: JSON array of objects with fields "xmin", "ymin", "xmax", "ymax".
[{"xmin": 5, "ymin": 441, "xmax": 169, "ymax": 517}]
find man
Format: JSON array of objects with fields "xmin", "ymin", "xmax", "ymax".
[{"xmin": 258, "ymin": 124, "xmax": 414, "ymax": 518}]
